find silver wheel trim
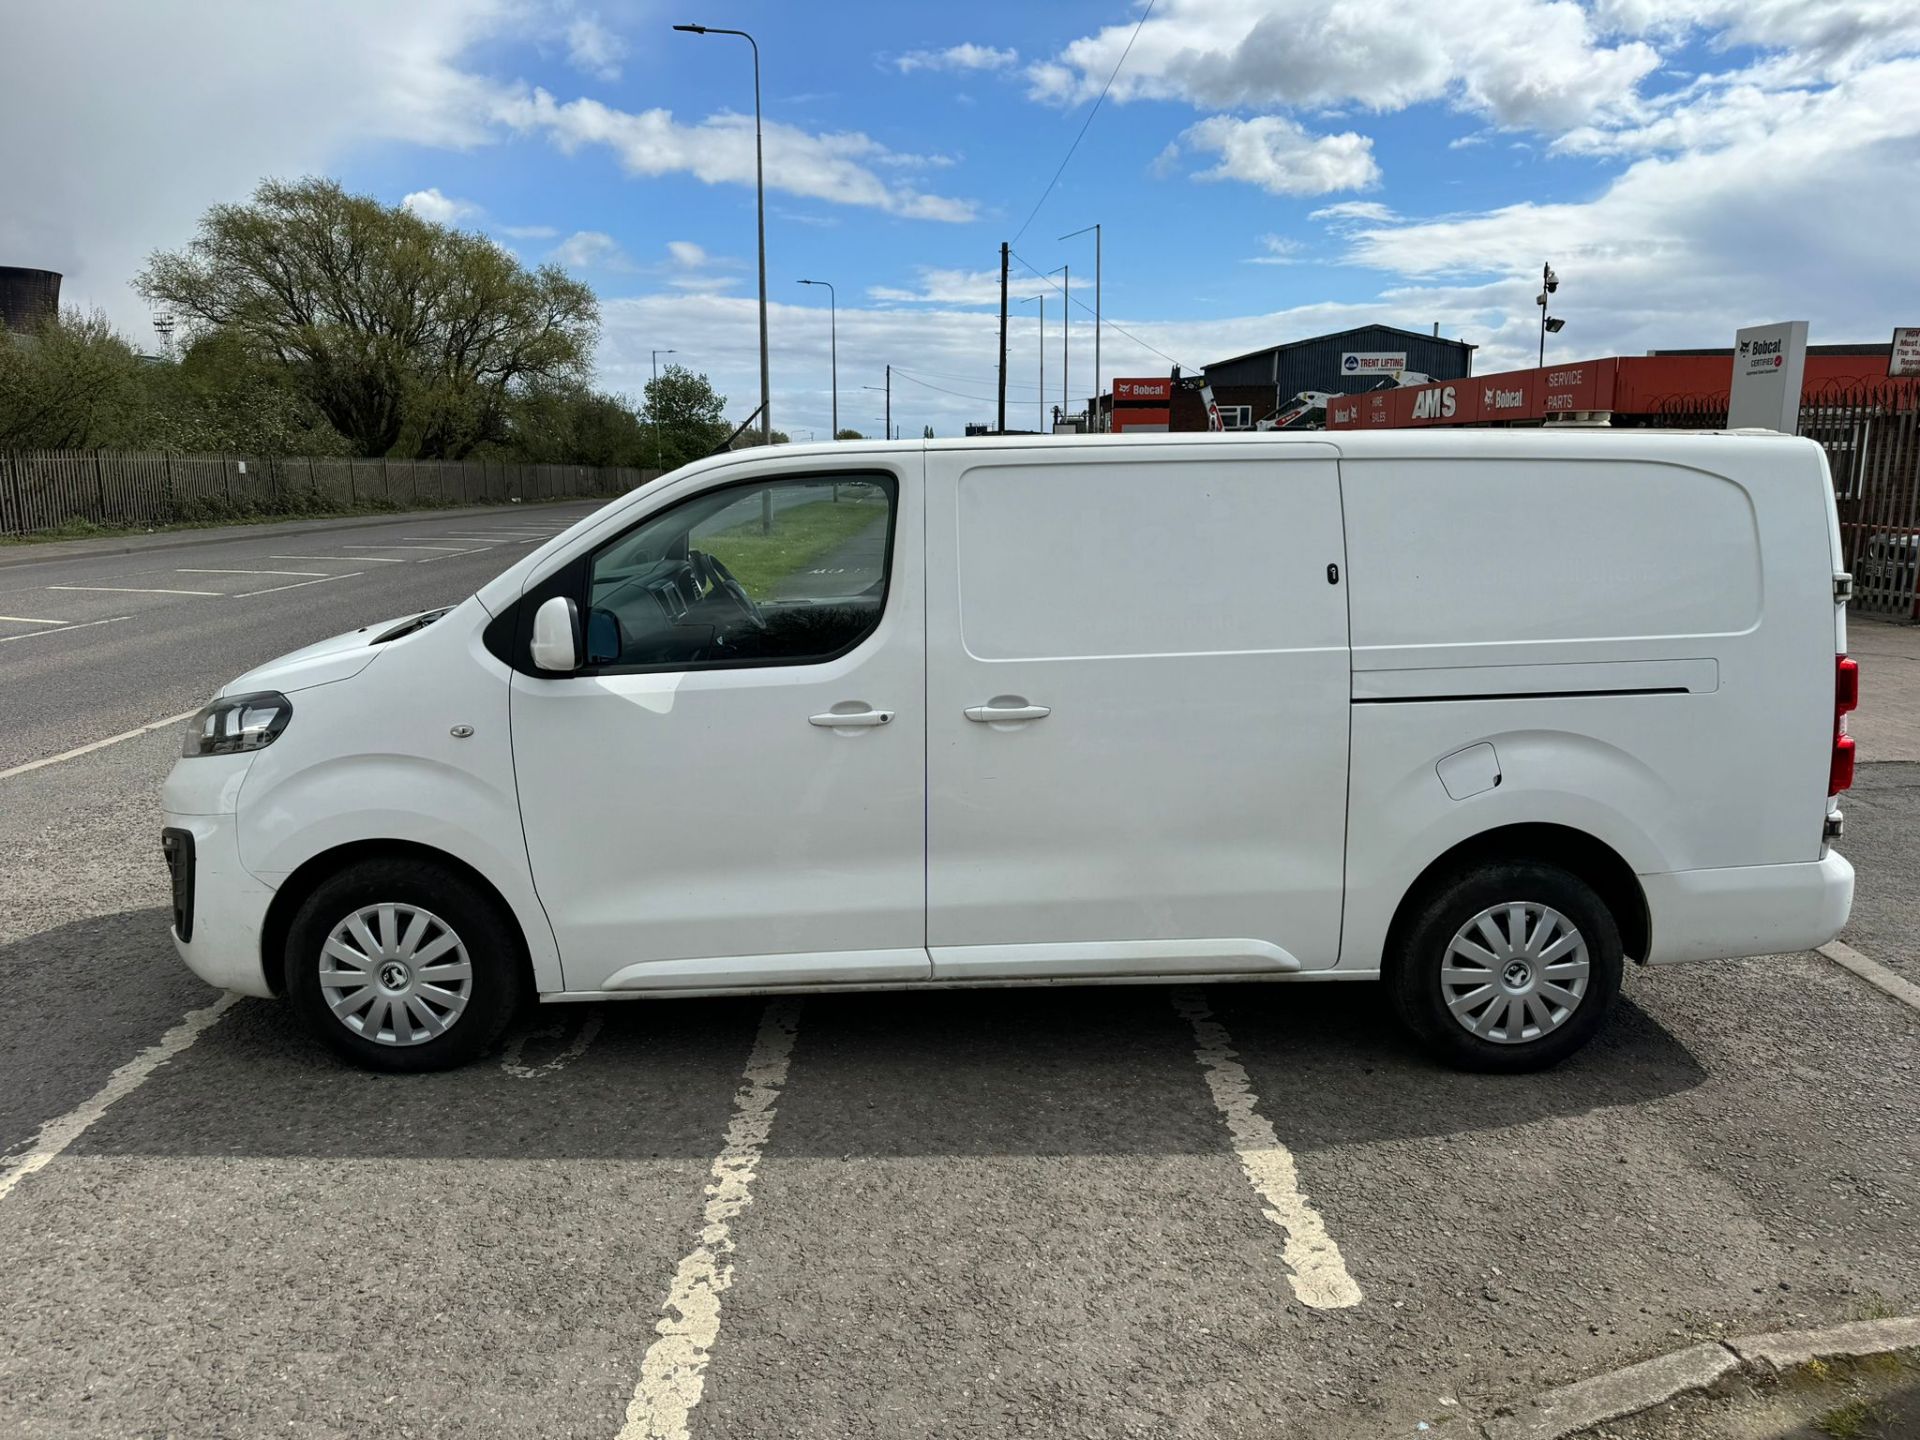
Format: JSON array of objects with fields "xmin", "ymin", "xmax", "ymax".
[
  {"xmin": 319, "ymin": 903, "xmax": 473, "ymax": 1047},
  {"xmin": 1440, "ymin": 901, "xmax": 1590, "ymax": 1046}
]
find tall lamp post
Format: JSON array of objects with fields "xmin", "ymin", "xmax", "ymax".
[
  {"xmin": 1020, "ymin": 294, "xmax": 1045, "ymax": 433},
  {"xmin": 1048, "ymin": 265, "xmax": 1069, "ymax": 427},
  {"xmin": 674, "ymin": 23, "xmax": 771, "ymax": 447},
  {"xmin": 1537, "ymin": 261, "xmax": 1564, "ymax": 367},
  {"xmin": 797, "ymin": 279, "xmax": 836, "ymax": 439},
  {"xmin": 650, "ymin": 347, "xmax": 676, "ymax": 471},
  {"xmin": 1060, "ymin": 223, "xmax": 1100, "ymax": 429}
]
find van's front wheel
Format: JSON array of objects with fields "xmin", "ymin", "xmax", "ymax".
[
  {"xmin": 1390, "ymin": 861, "xmax": 1623, "ymax": 1072},
  {"xmin": 285, "ymin": 858, "xmax": 523, "ymax": 1072}
]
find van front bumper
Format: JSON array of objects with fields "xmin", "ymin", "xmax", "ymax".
[
  {"xmin": 162, "ymin": 751, "xmax": 277, "ymax": 998},
  {"xmin": 1640, "ymin": 850, "xmax": 1855, "ymax": 965}
]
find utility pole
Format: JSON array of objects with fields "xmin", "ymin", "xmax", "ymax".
[
  {"xmin": 797, "ymin": 279, "xmax": 836, "ymax": 437},
  {"xmin": 1061, "ymin": 223, "xmax": 1101, "ymax": 429},
  {"xmin": 650, "ymin": 348, "xmax": 676, "ymax": 471},
  {"xmin": 1021, "ymin": 295, "xmax": 1044, "ymax": 432},
  {"xmin": 885, "ymin": 364, "xmax": 891, "ymax": 439},
  {"xmin": 1049, "ymin": 264, "xmax": 1069, "ymax": 427},
  {"xmin": 997, "ymin": 242, "xmax": 1010, "ymax": 434}
]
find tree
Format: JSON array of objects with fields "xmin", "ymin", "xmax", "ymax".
[
  {"xmin": 139, "ymin": 330, "xmax": 349, "ymax": 457},
  {"xmin": 835, "ymin": 428, "xmax": 864, "ymax": 440},
  {"xmin": 137, "ymin": 177, "xmax": 597, "ymax": 458},
  {"xmin": 643, "ymin": 364, "xmax": 730, "ymax": 470},
  {"xmin": 0, "ymin": 308, "xmax": 144, "ymax": 450},
  {"xmin": 922, "ymin": 425, "xmax": 935, "ymax": 439}
]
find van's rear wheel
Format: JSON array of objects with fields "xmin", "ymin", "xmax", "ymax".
[
  {"xmin": 285, "ymin": 858, "xmax": 522, "ymax": 1072},
  {"xmin": 1390, "ymin": 861, "xmax": 1622, "ymax": 1072}
]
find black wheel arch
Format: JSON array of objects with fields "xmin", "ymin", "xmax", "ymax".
[
  {"xmin": 259, "ymin": 840, "xmax": 534, "ymax": 997},
  {"xmin": 1382, "ymin": 822, "xmax": 1650, "ymax": 976}
]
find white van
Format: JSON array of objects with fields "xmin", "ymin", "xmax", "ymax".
[{"xmin": 161, "ymin": 432, "xmax": 1858, "ymax": 1073}]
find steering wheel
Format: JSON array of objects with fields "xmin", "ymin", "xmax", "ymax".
[{"xmin": 693, "ymin": 551, "xmax": 767, "ymax": 632}]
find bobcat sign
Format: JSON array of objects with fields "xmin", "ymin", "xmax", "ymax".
[{"xmin": 1728, "ymin": 321, "xmax": 1808, "ymax": 432}]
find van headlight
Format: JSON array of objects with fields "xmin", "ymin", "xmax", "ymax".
[{"xmin": 182, "ymin": 691, "xmax": 293, "ymax": 758}]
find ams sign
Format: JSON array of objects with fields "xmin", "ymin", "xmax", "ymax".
[{"xmin": 1410, "ymin": 386, "xmax": 1457, "ymax": 420}]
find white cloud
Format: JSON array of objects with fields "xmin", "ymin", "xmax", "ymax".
[
  {"xmin": 401, "ymin": 186, "xmax": 482, "ymax": 224},
  {"xmin": 1245, "ymin": 234, "xmax": 1303, "ymax": 265},
  {"xmin": 551, "ymin": 230, "xmax": 629, "ymax": 270},
  {"xmin": 498, "ymin": 222, "xmax": 560, "ymax": 239},
  {"xmin": 867, "ymin": 267, "xmax": 1003, "ymax": 305},
  {"xmin": 895, "ymin": 43, "xmax": 1018, "ymax": 74},
  {"xmin": 491, "ymin": 88, "xmax": 979, "ymax": 222},
  {"xmin": 666, "ymin": 241, "xmax": 707, "ymax": 267},
  {"xmin": 564, "ymin": 13, "xmax": 625, "ymax": 82},
  {"xmin": 1030, "ymin": 0, "xmax": 1660, "ymax": 133},
  {"xmin": 1176, "ymin": 115, "xmax": 1380, "ymax": 195},
  {"xmin": 1309, "ymin": 201, "xmax": 1400, "ymax": 226}
]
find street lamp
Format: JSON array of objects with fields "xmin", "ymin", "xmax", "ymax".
[
  {"xmin": 1060, "ymin": 223, "xmax": 1101, "ymax": 429},
  {"xmin": 1537, "ymin": 262, "xmax": 1564, "ymax": 367},
  {"xmin": 797, "ymin": 279, "xmax": 836, "ymax": 439},
  {"xmin": 674, "ymin": 23, "xmax": 771, "ymax": 446},
  {"xmin": 1048, "ymin": 264, "xmax": 1069, "ymax": 427},
  {"xmin": 1020, "ymin": 294, "xmax": 1045, "ymax": 433},
  {"xmin": 650, "ymin": 348, "xmax": 676, "ymax": 472}
]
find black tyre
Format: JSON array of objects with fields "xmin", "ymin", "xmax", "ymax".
[
  {"xmin": 284, "ymin": 857, "xmax": 524, "ymax": 1073},
  {"xmin": 1389, "ymin": 860, "xmax": 1623, "ymax": 1073}
]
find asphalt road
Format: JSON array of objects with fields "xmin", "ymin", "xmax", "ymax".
[{"xmin": 0, "ymin": 509, "xmax": 1914, "ymax": 1439}]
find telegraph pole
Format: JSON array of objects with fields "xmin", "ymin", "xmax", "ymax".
[{"xmin": 996, "ymin": 242, "xmax": 1010, "ymax": 433}]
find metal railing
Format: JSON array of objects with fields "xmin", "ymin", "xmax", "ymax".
[
  {"xmin": 0, "ymin": 450, "xmax": 657, "ymax": 537},
  {"xmin": 1653, "ymin": 384, "xmax": 1920, "ymax": 620}
]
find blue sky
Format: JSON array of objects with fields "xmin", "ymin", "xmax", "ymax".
[{"xmin": 10, "ymin": 1, "xmax": 1920, "ymax": 438}]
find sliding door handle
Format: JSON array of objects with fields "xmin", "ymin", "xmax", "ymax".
[
  {"xmin": 809, "ymin": 708, "xmax": 894, "ymax": 728},
  {"xmin": 964, "ymin": 703, "xmax": 1051, "ymax": 723}
]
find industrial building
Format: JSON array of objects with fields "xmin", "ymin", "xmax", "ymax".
[
  {"xmin": 0, "ymin": 267, "xmax": 61, "ymax": 333},
  {"xmin": 1093, "ymin": 324, "xmax": 1476, "ymax": 433}
]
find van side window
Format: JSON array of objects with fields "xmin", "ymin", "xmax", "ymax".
[{"xmin": 583, "ymin": 475, "xmax": 895, "ymax": 671}]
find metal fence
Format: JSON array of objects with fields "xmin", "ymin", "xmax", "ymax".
[
  {"xmin": 1653, "ymin": 383, "xmax": 1920, "ymax": 620},
  {"xmin": 0, "ymin": 450, "xmax": 656, "ymax": 537}
]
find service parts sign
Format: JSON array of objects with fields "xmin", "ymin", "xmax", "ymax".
[
  {"xmin": 1892, "ymin": 327, "xmax": 1920, "ymax": 378},
  {"xmin": 1727, "ymin": 320, "xmax": 1809, "ymax": 432},
  {"xmin": 1341, "ymin": 351, "xmax": 1407, "ymax": 375}
]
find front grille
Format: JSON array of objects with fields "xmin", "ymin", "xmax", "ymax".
[{"xmin": 161, "ymin": 828, "xmax": 195, "ymax": 942}]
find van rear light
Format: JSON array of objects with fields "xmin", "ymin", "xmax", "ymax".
[{"xmin": 1830, "ymin": 654, "xmax": 1859, "ymax": 794}]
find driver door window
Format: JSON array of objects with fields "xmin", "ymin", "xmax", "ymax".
[{"xmin": 584, "ymin": 474, "xmax": 896, "ymax": 670}]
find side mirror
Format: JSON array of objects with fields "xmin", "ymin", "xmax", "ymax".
[{"xmin": 529, "ymin": 595, "xmax": 582, "ymax": 673}]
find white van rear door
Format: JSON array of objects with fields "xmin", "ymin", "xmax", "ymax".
[{"xmin": 925, "ymin": 444, "xmax": 1351, "ymax": 978}]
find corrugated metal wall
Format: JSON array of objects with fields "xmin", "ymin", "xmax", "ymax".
[{"xmin": 1205, "ymin": 326, "xmax": 1475, "ymax": 398}]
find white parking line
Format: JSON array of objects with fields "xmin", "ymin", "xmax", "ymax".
[
  {"xmin": 414, "ymin": 547, "xmax": 495, "ymax": 563},
  {"xmin": 0, "ymin": 706, "xmax": 199, "ymax": 781},
  {"xmin": 231, "ymin": 571, "xmax": 363, "ymax": 598},
  {"xmin": 0, "ymin": 994, "xmax": 238, "ymax": 1203},
  {"xmin": 47, "ymin": 585, "xmax": 222, "ymax": 596},
  {"xmin": 0, "ymin": 614, "xmax": 70, "ymax": 625},
  {"xmin": 0, "ymin": 615, "xmax": 130, "ymax": 647},
  {"xmin": 500, "ymin": 1013, "xmax": 604, "ymax": 1078},
  {"xmin": 1173, "ymin": 990, "xmax": 1362, "ymax": 1310},
  {"xmin": 618, "ymin": 1000, "xmax": 801, "ymax": 1440},
  {"xmin": 341, "ymin": 543, "xmax": 470, "ymax": 552},
  {"xmin": 1818, "ymin": 940, "xmax": 1920, "ymax": 1013},
  {"xmin": 271, "ymin": 554, "xmax": 408, "ymax": 563},
  {"xmin": 177, "ymin": 568, "xmax": 329, "ymax": 578}
]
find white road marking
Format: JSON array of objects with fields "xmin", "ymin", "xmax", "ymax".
[
  {"xmin": 500, "ymin": 1012, "xmax": 604, "ymax": 1077},
  {"xmin": 0, "ymin": 993, "xmax": 239, "ymax": 1203},
  {"xmin": 1173, "ymin": 990, "xmax": 1362, "ymax": 1310},
  {"xmin": 231, "ymin": 571, "xmax": 363, "ymax": 598},
  {"xmin": 47, "ymin": 585, "xmax": 222, "ymax": 596},
  {"xmin": 177, "ymin": 568, "xmax": 328, "ymax": 578},
  {"xmin": 414, "ymin": 547, "xmax": 495, "ymax": 563},
  {"xmin": 0, "ymin": 707, "xmax": 199, "ymax": 781},
  {"xmin": 341, "ymin": 543, "xmax": 469, "ymax": 552},
  {"xmin": 618, "ymin": 1000, "xmax": 801, "ymax": 1440},
  {"xmin": 0, "ymin": 614, "xmax": 69, "ymax": 625},
  {"xmin": 1818, "ymin": 939, "xmax": 1920, "ymax": 1013},
  {"xmin": 0, "ymin": 615, "xmax": 129, "ymax": 646},
  {"xmin": 271, "ymin": 554, "xmax": 407, "ymax": 563}
]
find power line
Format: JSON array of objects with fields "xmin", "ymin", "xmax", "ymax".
[
  {"xmin": 1009, "ymin": 0, "xmax": 1157, "ymax": 245},
  {"xmin": 1009, "ymin": 249, "xmax": 1193, "ymax": 373},
  {"xmin": 895, "ymin": 363, "xmax": 1046, "ymax": 395},
  {"xmin": 890, "ymin": 370, "xmax": 1005, "ymax": 405}
]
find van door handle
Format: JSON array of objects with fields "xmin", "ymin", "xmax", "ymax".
[
  {"xmin": 964, "ymin": 703, "xmax": 1051, "ymax": 723},
  {"xmin": 809, "ymin": 708, "xmax": 894, "ymax": 728}
]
